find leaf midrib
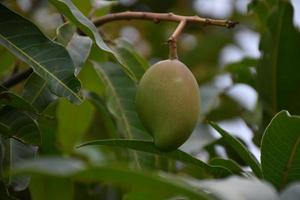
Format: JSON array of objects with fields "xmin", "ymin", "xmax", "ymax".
[
  {"xmin": 280, "ymin": 135, "xmax": 300, "ymax": 190},
  {"xmin": 95, "ymin": 66, "xmax": 132, "ymax": 139},
  {"xmin": 0, "ymin": 34, "xmax": 82, "ymax": 102}
]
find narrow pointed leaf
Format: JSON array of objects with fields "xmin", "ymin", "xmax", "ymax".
[
  {"xmin": 261, "ymin": 111, "xmax": 300, "ymax": 190},
  {"xmin": 78, "ymin": 139, "xmax": 232, "ymax": 177},
  {"xmin": 209, "ymin": 121, "xmax": 262, "ymax": 178},
  {"xmin": 92, "ymin": 62, "xmax": 149, "ymax": 140},
  {"xmin": 49, "ymin": 0, "xmax": 142, "ymax": 81},
  {"xmin": 0, "ymin": 3, "xmax": 82, "ymax": 104},
  {"xmin": 11, "ymin": 157, "xmax": 213, "ymax": 200},
  {"xmin": 255, "ymin": 2, "xmax": 300, "ymax": 124}
]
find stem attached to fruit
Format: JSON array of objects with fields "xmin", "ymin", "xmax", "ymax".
[
  {"xmin": 168, "ymin": 19, "xmax": 186, "ymax": 59},
  {"xmin": 93, "ymin": 11, "xmax": 238, "ymax": 60}
]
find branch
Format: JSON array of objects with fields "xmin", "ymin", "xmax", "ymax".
[
  {"xmin": 1, "ymin": 68, "xmax": 33, "ymax": 88},
  {"xmin": 93, "ymin": 11, "xmax": 238, "ymax": 28},
  {"xmin": 93, "ymin": 11, "xmax": 237, "ymax": 59}
]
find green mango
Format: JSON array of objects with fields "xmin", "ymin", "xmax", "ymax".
[{"xmin": 136, "ymin": 59, "xmax": 200, "ymax": 151}]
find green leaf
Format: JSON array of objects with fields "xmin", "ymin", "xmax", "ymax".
[
  {"xmin": 225, "ymin": 57, "xmax": 257, "ymax": 87},
  {"xmin": 30, "ymin": 176, "xmax": 73, "ymax": 200},
  {"xmin": 22, "ymin": 23, "xmax": 92, "ymax": 113},
  {"xmin": 0, "ymin": 107, "xmax": 41, "ymax": 145},
  {"xmin": 0, "ymin": 3, "xmax": 82, "ymax": 104},
  {"xmin": 209, "ymin": 122, "xmax": 262, "ymax": 178},
  {"xmin": 22, "ymin": 74, "xmax": 57, "ymax": 112},
  {"xmin": 57, "ymin": 99, "xmax": 94, "ymax": 153},
  {"xmin": 77, "ymin": 139, "xmax": 232, "ymax": 178},
  {"xmin": 55, "ymin": 23, "xmax": 92, "ymax": 74},
  {"xmin": 74, "ymin": 166, "xmax": 213, "ymax": 200},
  {"xmin": 0, "ymin": 91, "xmax": 36, "ymax": 112},
  {"xmin": 12, "ymin": 158, "xmax": 213, "ymax": 200},
  {"xmin": 261, "ymin": 111, "xmax": 300, "ymax": 190},
  {"xmin": 49, "ymin": 0, "xmax": 141, "ymax": 81},
  {"xmin": 209, "ymin": 158, "xmax": 243, "ymax": 175},
  {"xmin": 256, "ymin": 2, "xmax": 300, "ymax": 124},
  {"xmin": 92, "ymin": 62, "xmax": 149, "ymax": 140},
  {"xmin": 12, "ymin": 157, "xmax": 86, "ymax": 177},
  {"xmin": 112, "ymin": 38, "xmax": 149, "ymax": 80}
]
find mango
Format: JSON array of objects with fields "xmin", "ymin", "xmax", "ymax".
[{"xmin": 136, "ymin": 59, "xmax": 200, "ymax": 151}]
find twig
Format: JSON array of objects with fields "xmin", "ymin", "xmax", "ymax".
[
  {"xmin": 93, "ymin": 11, "xmax": 238, "ymax": 28},
  {"xmin": 1, "ymin": 68, "xmax": 33, "ymax": 88},
  {"xmin": 93, "ymin": 11, "xmax": 237, "ymax": 59}
]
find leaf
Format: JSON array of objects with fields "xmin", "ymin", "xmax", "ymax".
[
  {"xmin": 55, "ymin": 23, "xmax": 92, "ymax": 74},
  {"xmin": 195, "ymin": 176, "xmax": 279, "ymax": 200},
  {"xmin": 9, "ymin": 139, "xmax": 37, "ymax": 191},
  {"xmin": 49, "ymin": 0, "xmax": 141, "ymax": 81},
  {"xmin": 22, "ymin": 23, "xmax": 92, "ymax": 112},
  {"xmin": 57, "ymin": 99, "xmax": 94, "ymax": 153},
  {"xmin": 225, "ymin": 57, "xmax": 257, "ymax": 87},
  {"xmin": 22, "ymin": 73, "xmax": 57, "ymax": 112},
  {"xmin": 261, "ymin": 111, "xmax": 300, "ymax": 190},
  {"xmin": 74, "ymin": 167, "xmax": 213, "ymax": 200},
  {"xmin": 30, "ymin": 176, "xmax": 73, "ymax": 200},
  {"xmin": 12, "ymin": 157, "xmax": 86, "ymax": 177},
  {"xmin": 12, "ymin": 157, "xmax": 213, "ymax": 200},
  {"xmin": 209, "ymin": 158, "xmax": 243, "ymax": 175},
  {"xmin": 112, "ymin": 38, "xmax": 149, "ymax": 80},
  {"xmin": 209, "ymin": 122, "xmax": 262, "ymax": 178},
  {"xmin": 0, "ymin": 107, "xmax": 41, "ymax": 145},
  {"xmin": 77, "ymin": 139, "xmax": 232, "ymax": 178},
  {"xmin": 92, "ymin": 62, "xmax": 149, "ymax": 140},
  {"xmin": 0, "ymin": 3, "xmax": 82, "ymax": 104},
  {"xmin": 0, "ymin": 91, "xmax": 36, "ymax": 112},
  {"xmin": 255, "ymin": 2, "xmax": 300, "ymax": 124}
]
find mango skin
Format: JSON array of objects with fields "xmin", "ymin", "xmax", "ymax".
[{"xmin": 136, "ymin": 59, "xmax": 200, "ymax": 151}]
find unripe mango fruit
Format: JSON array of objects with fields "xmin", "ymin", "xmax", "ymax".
[{"xmin": 136, "ymin": 59, "xmax": 200, "ymax": 151}]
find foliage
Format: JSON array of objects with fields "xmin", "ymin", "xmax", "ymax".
[{"xmin": 0, "ymin": 0, "xmax": 300, "ymax": 199}]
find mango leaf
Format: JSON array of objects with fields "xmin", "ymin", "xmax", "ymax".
[
  {"xmin": 92, "ymin": 62, "xmax": 149, "ymax": 140},
  {"xmin": 12, "ymin": 157, "xmax": 86, "ymax": 177},
  {"xmin": 30, "ymin": 176, "xmax": 73, "ymax": 200},
  {"xmin": 22, "ymin": 74, "xmax": 57, "ymax": 113},
  {"xmin": 209, "ymin": 158, "xmax": 243, "ymax": 175},
  {"xmin": 261, "ymin": 111, "xmax": 300, "ymax": 190},
  {"xmin": 49, "ymin": 0, "xmax": 142, "ymax": 81},
  {"xmin": 225, "ymin": 57, "xmax": 257, "ymax": 88},
  {"xmin": 0, "ymin": 91, "xmax": 36, "ymax": 112},
  {"xmin": 57, "ymin": 99, "xmax": 94, "ymax": 153},
  {"xmin": 112, "ymin": 38, "xmax": 149, "ymax": 80},
  {"xmin": 22, "ymin": 23, "xmax": 92, "ymax": 112},
  {"xmin": 255, "ymin": 2, "xmax": 300, "ymax": 124},
  {"xmin": 0, "ymin": 3, "xmax": 82, "ymax": 104},
  {"xmin": 209, "ymin": 122, "xmax": 262, "ymax": 178},
  {"xmin": 55, "ymin": 23, "xmax": 92, "ymax": 74},
  {"xmin": 0, "ymin": 107, "xmax": 41, "ymax": 145},
  {"xmin": 77, "ymin": 139, "xmax": 232, "ymax": 178},
  {"xmin": 74, "ymin": 167, "xmax": 212, "ymax": 200},
  {"xmin": 11, "ymin": 157, "xmax": 213, "ymax": 200}
]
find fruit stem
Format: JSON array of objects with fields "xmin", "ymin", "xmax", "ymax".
[{"xmin": 168, "ymin": 19, "xmax": 186, "ymax": 59}]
